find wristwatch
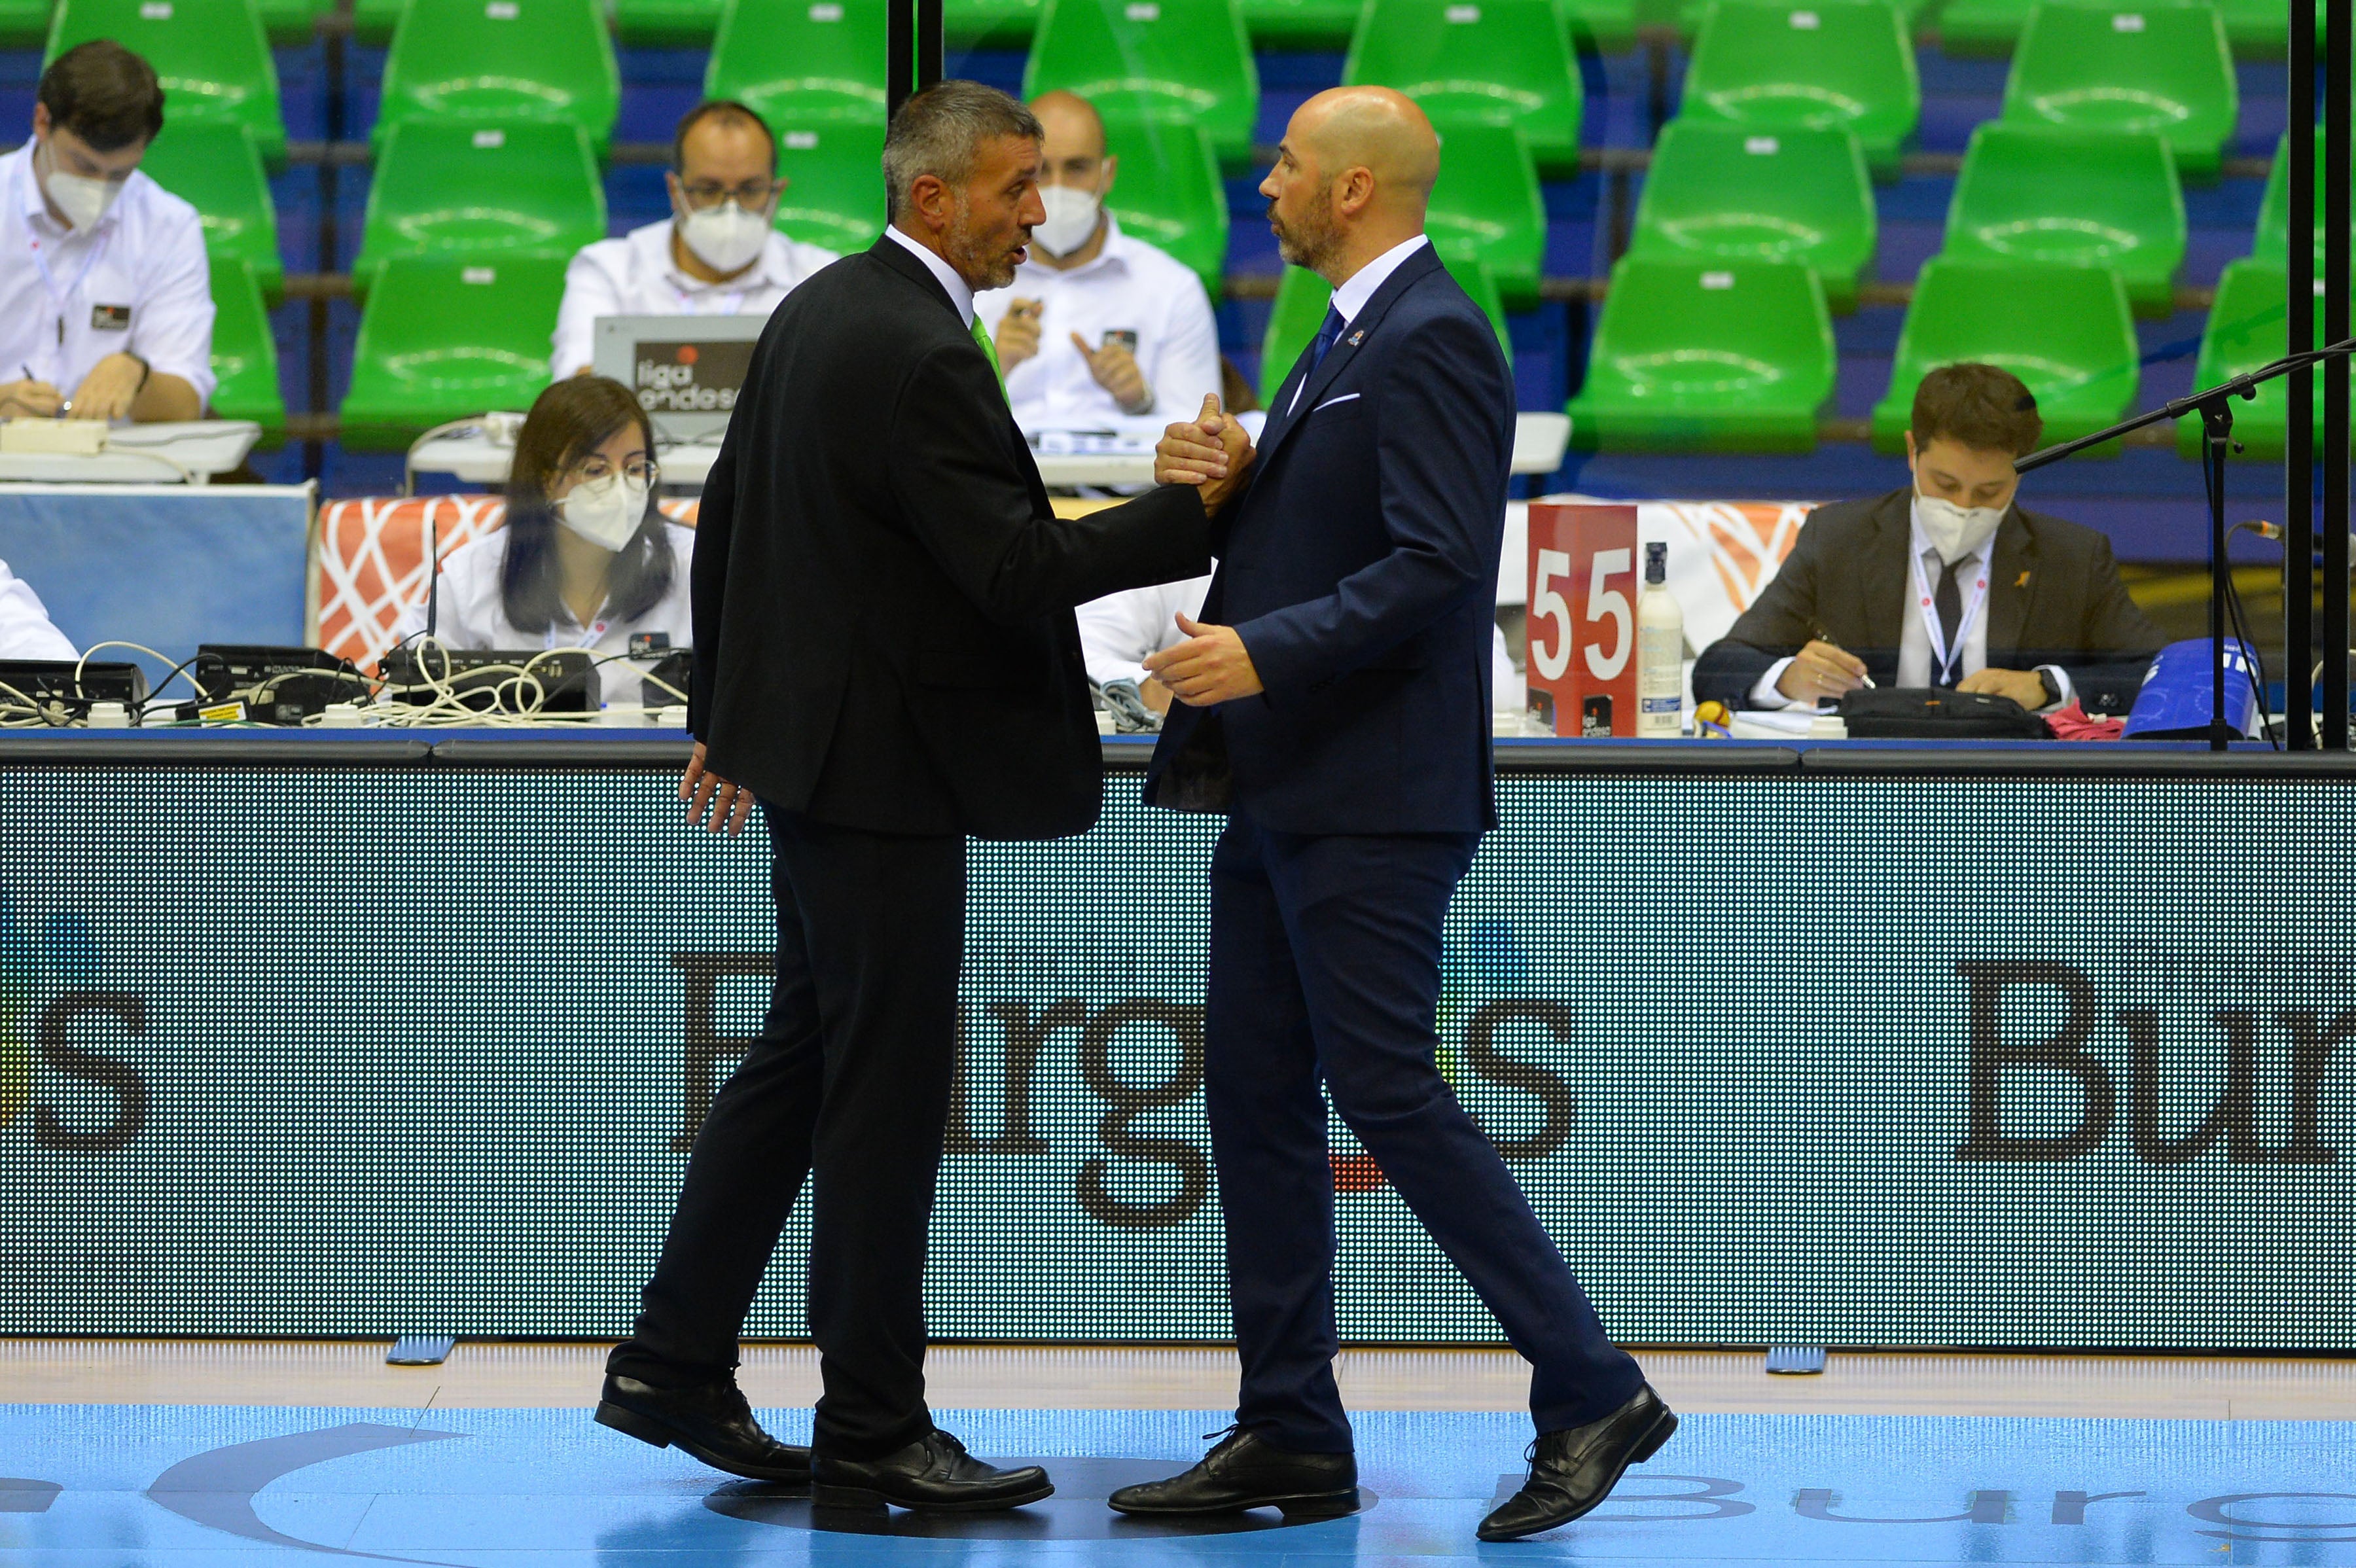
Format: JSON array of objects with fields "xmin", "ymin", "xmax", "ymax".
[{"xmin": 2035, "ymin": 667, "xmax": 2063, "ymax": 707}]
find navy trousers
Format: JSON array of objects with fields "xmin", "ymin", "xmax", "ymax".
[{"xmin": 1205, "ymin": 814, "xmax": 1643, "ymax": 1453}]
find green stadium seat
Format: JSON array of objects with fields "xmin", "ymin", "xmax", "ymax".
[
  {"xmin": 1023, "ymin": 0, "xmax": 1261, "ymax": 166},
  {"xmin": 352, "ymin": 121, "xmax": 605, "ymax": 296},
  {"xmin": 206, "ymin": 257, "xmax": 285, "ymax": 442},
  {"xmin": 1237, "ymin": 0, "xmax": 1364, "ymax": 48},
  {"xmin": 1101, "ymin": 113, "xmax": 1230, "ymax": 300},
  {"xmin": 1342, "ymin": 0, "xmax": 1586, "ymax": 175},
  {"xmin": 1257, "ymin": 255, "xmax": 1510, "ymax": 405},
  {"xmin": 139, "ymin": 120, "xmax": 281, "ymax": 299},
  {"xmin": 1935, "ymin": 0, "xmax": 2036, "ymax": 55},
  {"xmin": 352, "ymin": 0, "xmax": 402, "ymax": 40},
  {"xmin": 340, "ymin": 254, "xmax": 567, "ymax": 450},
  {"xmin": 0, "ymin": 0, "xmax": 51, "ymax": 48},
  {"xmin": 1427, "ymin": 122, "xmax": 1546, "ymax": 309},
  {"xmin": 1567, "ymin": 258, "xmax": 1834, "ymax": 452},
  {"xmin": 706, "ymin": 0, "xmax": 888, "ymax": 132},
  {"xmin": 772, "ymin": 120, "xmax": 887, "ymax": 255},
  {"xmin": 945, "ymin": 0, "xmax": 1043, "ymax": 46},
  {"xmin": 249, "ymin": 0, "xmax": 321, "ymax": 42},
  {"xmin": 2001, "ymin": 1, "xmax": 2237, "ymax": 181},
  {"xmin": 2176, "ymin": 257, "xmax": 2346, "ymax": 459},
  {"xmin": 374, "ymin": 0, "xmax": 620, "ymax": 155},
  {"xmin": 45, "ymin": 0, "xmax": 285, "ymax": 163},
  {"xmin": 1560, "ymin": 0, "xmax": 1639, "ymax": 50},
  {"xmin": 1870, "ymin": 257, "xmax": 2139, "ymax": 450},
  {"xmin": 1679, "ymin": 0, "xmax": 1919, "ymax": 178},
  {"xmin": 1941, "ymin": 122, "xmax": 2185, "ymax": 315},
  {"xmin": 2253, "ymin": 126, "xmax": 2355, "ymax": 268},
  {"xmin": 1624, "ymin": 120, "xmax": 1875, "ymax": 311},
  {"xmin": 613, "ymin": 0, "xmax": 721, "ymax": 43}
]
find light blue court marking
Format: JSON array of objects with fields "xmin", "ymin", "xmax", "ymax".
[{"xmin": 2, "ymin": 1406, "xmax": 2353, "ymax": 1564}]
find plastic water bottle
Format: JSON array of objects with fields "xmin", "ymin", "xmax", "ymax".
[{"xmin": 1636, "ymin": 541, "xmax": 1684, "ymax": 738}]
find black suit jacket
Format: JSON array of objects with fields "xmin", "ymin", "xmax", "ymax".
[
  {"xmin": 1690, "ymin": 488, "xmax": 2164, "ymax": 714},
  {"xmin": 1144, "ymin": 244, "xmax": 1511, "ymax": 834},
  {"xmin": 689, "ymin": 236, "xmax": 1213, "ymax": 839}
]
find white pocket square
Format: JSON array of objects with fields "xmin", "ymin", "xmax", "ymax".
[{"xmin": 1311, "ymin": 393, "xmax": 1361, "ymax": 412}]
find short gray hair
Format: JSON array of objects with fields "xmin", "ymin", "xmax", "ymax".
[{"xmin": 882, "ymin": 80, "xmax": 1043, "ymax": 217}]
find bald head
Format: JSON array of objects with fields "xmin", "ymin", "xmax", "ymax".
[
  {"xmin": 1261, "ymin": 86, "xmax": 1440, "ymax": 285},
  {"xmin": 1029, "ymin": 88, "xmax": 1107, "ymax": 163}
]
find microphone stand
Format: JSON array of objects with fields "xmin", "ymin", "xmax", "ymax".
[{"xmin": 2015, "ymin": 336, "xmax": 2356, "ymax": 752}]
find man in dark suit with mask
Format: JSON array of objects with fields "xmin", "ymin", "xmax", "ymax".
[
  {"xmin": 1110, "ymin": 86, "xmax": 1674, "ymax": 1544},
  {"xmin": 1693, "ymin": 363, "xmax": 2163, "ymax": 714},
  {"xmin": 592, "ymin": 80, "xmax": 1221, "ymax": 1514}
]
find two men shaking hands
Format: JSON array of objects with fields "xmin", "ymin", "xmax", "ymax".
[{"xmin": 1145, "ymin": 392, "xmax": 1262, "ymax": 706}]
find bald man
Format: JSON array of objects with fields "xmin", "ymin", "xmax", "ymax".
[
  {"xmin": 1113, "ymin": 89, "xmax": 1676, "ymax": 1541},
  {"xmin": 974, "ymin": 91, "xmax": 1221, "ymax": 440}
]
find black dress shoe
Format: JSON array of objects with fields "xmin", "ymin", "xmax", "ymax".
[
  {"xmin": 594, "ymin": 1372, "xmax": 811, "ymax": 1485},
  {"xmin": 812, "ymin": 1429, "xmax": 1052, "ymax": 1512},
  {"xmin": 1107, "ymin": 1427, "xmax": 1359, "ymax": 1518},
  {"xmin": 1477, "ymin": 1385, "xmax": 1678, "ymax": 1542}
]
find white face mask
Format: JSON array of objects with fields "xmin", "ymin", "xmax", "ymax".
[
  {"xmin": 1914, "ymin": 490, "xmax": 2006, "ymax": 565},
  {"xmin": 676, "ymin": 198, "xmax": 771, "ymax": 276},
  {"xmin": 39, "ymin": 138, "xmax": 121, "ymax": 231},
  {"xmin": 557, "ymin": 472, "xmax": 650, "ymax": 553},
  {"xmin": 1031, "ymin": 183, "xmax": 1104, "ymax": 258}
]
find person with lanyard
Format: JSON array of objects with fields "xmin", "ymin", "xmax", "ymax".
[
  {"xmin": 973, "ymin": 90, "xmax": 1221, "ymax": 443},
  {"xmin": 388, "ymin": 376, "xmax": 693, "ymax": 679},
  {"xmin": 550, "ymin": 101, "xmax": 840, "ymax": 379},
  {"xmin": 1692, "ymin": 361, "xmax": 2164, "ymax": 715},
  {"xmin": 0, "ymin": 41, "xmax": 213, "ymax": 424}
]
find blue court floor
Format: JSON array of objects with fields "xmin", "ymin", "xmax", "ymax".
[{"xmin": 3, "ymin": 1406, "xmax": 2352, "ymax": 1564}]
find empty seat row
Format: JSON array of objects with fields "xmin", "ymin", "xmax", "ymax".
[{"xmin": 1679, "ymin": 0, "xmax": 2238, "ymax": 181}]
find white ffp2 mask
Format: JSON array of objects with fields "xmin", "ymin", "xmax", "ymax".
[
  {"xmin": 557, "ymin": 473, "xmax": 651, "ymax": 552},
  {"xmin": 1915, "ymin": 491, "xmax": 2005, "ymax": 565},
  {"xmin": 1031, "ymin": 184, "xmax": 1103, "ymax": 258},
  {"xmin": 39, "ymin": 139, "xmax": 121, "ymax": 231},
  {"xmin": 677, "ymin": 200, "xmax": 770, "ymax": 276}
]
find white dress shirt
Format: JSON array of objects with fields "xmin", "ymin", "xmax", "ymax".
[
  {"xmin": 550, "ymin": 219, "xmax": 838, "ymax": 378},
  {"xmin": 0, "ymin": 555, "xmax": 77, "ymax": 660},
  {"xmin": 1286, "ymin": 232, "xmax": 1431, "ymax": 414},
  {"xmin": 1750, "ymin": 499, "xmax": 2071, "ymax": 709},
  {"xmin": 388, "ymin": 522, "xmax": 698, "ymax": 692},
  {"xmin": 884, "ymin": 223, "xmax": 976, "ymax": 325},
  {"xmin": 1077, "ymin": 573, "xmax": 1211, "ymax": 687},
  {"xmin": 973, "ymin": 215, "xmax": 1220, "ymax": 442},
  {"xmin": 0, "ymin": 141, "xmax": 216, "ymax": 408}
]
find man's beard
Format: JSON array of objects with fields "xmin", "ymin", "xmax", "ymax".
[
  {"xmin": 1270, "ymin": 184, "xmax": 1342, "ymax": 274},
  {"xmin": 944, "ymin": 194, "xmax": 1026, "ymax": 291}
]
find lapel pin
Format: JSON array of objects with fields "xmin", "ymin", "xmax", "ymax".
[
  {"xmin": 1348, "ymin": 330, "xmax": 1365, "ymax": 346},
  {"xmin": 2016, "ymin": 571, "xmax": 2031, "ymax": 588}
]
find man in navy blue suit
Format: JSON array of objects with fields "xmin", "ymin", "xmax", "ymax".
[{"xmin": 1104, "ymin": 87, "xmax": 1675, "ymax": 1543}]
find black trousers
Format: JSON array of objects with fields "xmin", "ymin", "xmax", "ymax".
[
  {"xmin": 1206, "ymin": 814, "xmax": 1645, "ymax": 1453},
  {"xmin": 607, "ymin": 805, "xmax": 965, "ymax": 1459}
]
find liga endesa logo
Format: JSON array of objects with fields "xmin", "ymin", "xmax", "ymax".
[{"xmin": 0, "ymin": 889, "xmax": 149, "ymax": 1152}]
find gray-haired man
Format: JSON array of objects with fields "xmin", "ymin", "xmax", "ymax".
[{"xmin": 593, "ymin": 80, "xmax": 1223, "ymax": 1513}]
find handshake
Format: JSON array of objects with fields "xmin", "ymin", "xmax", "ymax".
[{"xmin": 1154, "ymin": 393, "xmax": 1256, "ymax": 512}]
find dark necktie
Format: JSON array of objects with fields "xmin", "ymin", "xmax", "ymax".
[
  {"xmin": 1305, "ymin": 304, "xmax": 1346, "ymax": 377},
  {"xmin": 1934, "ymin": 555, "xmax": 1965, "ymax": 685}
]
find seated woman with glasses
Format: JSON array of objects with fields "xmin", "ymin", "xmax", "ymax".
[
  {"xmin": 390, "ymin": 376, "xmax": 694, "ymax": 680},
  {"xmin": 550, "ymin": 99, "xmax": 840, "ymax": 378}
]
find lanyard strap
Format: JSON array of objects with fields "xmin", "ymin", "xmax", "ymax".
[
  {"xmin": 546, "ymin": 615, "xmax": 608, "ymax": 651},
  {"xmin": 20, "ymin": 151, "xmax": 113, "ymax": 318},
  {"xmin": 1909, "ymin": 546, "xmax": 1991, "ymax": 686}
]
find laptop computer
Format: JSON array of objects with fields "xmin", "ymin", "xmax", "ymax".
[{"xmin": 591, "ymin": 314, "xmax": 770, "ymax": 444}]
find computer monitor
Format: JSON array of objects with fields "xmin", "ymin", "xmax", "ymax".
[{"xmin": 591, "ymin": 314, "xmax": 769, "ymax": 444}]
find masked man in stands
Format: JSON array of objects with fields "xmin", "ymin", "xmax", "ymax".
[
  {"xmin": 552, "ymin": 101, "xmax": 838, "ymax": 378},
  {"xmin": 974, "ymin": 90, "xmax": 1221, "ymax": 442},
  {"xmin": 1, "ymin": 42, "xmax": 212, "ymax": 424},
  {"xmin": 1692, "ymin": 362, "xmax": 2164, "ymax": 715}
]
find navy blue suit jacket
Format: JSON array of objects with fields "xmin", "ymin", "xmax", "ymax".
[{"xmin": 1143, "ymin": 243, "xmax": 1511, "ymax": 834}]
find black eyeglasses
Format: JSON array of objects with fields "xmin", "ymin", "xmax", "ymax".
[{"xmin": 677, "ymin": 177, "xmax": 782, "ymax": 210}]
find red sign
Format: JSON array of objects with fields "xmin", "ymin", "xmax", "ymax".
[{"xmin": 1526, "ymin": 503, "xmax": 1639, "ymax": 737}]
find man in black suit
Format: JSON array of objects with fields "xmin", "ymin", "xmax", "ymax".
[
  {"xmin": 593, "ymin": 80, "xmax": 1220, "ymax": 1513},
  {"xmin": 1108, "ymin": 87, "xmax": 1674, "ymax": 1544},
  {"xmin": 1693, "ymin": 363, "xmax": 2163, "ymax": 714}
]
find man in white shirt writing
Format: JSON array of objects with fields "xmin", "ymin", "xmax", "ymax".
[
  {"xmin": 551, "ymin": 101, "xmax": 839, "ymax": 379},
  {"xmin": 0, "ymin": 42, "xmax": 213, "ymax": 425},
  {"xmin": 974, "ymin": 91, "xmax": 1220, "ymax": 442}
]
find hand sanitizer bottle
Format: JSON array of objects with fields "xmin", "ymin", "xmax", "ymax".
[{"xmin": 1636, "ymin": 541, "xmax": 1684, "ymax": 739}]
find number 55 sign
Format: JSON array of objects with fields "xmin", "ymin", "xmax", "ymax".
[{"xmin": 1526, "ymin": 503, "xmax": 1637, "ymax": 737}]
